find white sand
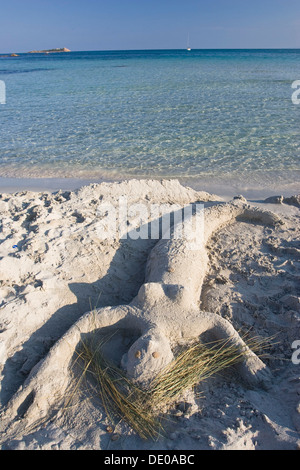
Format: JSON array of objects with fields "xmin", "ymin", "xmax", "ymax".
[{"xmin": 0, "ymin": 179, "xmax": 299, "ymax": 450}]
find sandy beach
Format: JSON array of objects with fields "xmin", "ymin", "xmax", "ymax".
[
  {"xmin": 0, "ymin": 178, "xmax": 299, "ymax": 451},
  {"xmin": 2, "ymin": 0, "xmax": 300, "ymax": 454}
]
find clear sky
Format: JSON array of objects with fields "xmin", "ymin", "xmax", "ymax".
[{"xmin": 1, "ymin": 0, "xmax": 300, "ymax": 53}]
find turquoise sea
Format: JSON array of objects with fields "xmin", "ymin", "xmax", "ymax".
[{"xmin": 0, "ymin": 49, "xmax": 300, "ymax": 193}]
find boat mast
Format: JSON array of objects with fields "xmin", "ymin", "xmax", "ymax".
[{"xmin": 187, "ymin": 33, "xmax": 191, "ymax": 51}]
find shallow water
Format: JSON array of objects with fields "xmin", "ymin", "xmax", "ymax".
[{"xmin": 0, "ymin": 49, "xmax": 300, "ymax": 193}]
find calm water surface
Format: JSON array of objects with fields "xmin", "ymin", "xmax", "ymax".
[{"xmin": 0, "ymin": 49, "xmax": 300, "ymax": 192}]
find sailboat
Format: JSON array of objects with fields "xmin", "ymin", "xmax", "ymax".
[{"xmin": 187, "ymin": 33, "xmax": 191, "ymax": 51}]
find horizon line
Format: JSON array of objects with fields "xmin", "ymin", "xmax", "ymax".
[{"xmin": 1, "ymin": 47, "xmax": 300, "ymax": 55}]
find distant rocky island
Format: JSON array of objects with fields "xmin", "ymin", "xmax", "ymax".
[
  {"xmin": 0, "ymin": 48, "xmax": 71, "ymax": 58},
  {"xmin": 28, "ymin": 47, "xmax": 71, "ymax": 53}
]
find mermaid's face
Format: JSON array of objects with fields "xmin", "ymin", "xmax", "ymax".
[{"xmin": 121, "ymin": 331, "xmax": 174, "ymax": 385}]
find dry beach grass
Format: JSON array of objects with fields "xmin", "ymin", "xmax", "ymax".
[{"xmin": 67, "ymin": 330, "xmax": 274, "ymax": 441}]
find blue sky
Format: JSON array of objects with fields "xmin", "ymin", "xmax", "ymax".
[{"xmin": 1, "ymin": 0, "xmax": 300, "ymax": 53}]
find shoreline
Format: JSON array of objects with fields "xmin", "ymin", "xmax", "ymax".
[{"xmin": 0, "ymin": 175, "xmax": 299, "ymax": 201}]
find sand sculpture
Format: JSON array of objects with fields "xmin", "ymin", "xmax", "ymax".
[{"xmin": 0, "ymin": 198, "xmax": 283, "ymax": 434}]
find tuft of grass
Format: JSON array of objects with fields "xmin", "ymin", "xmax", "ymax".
[
  {"xmin": 67, "ymin": 332, "xmax": 273, "ymax": 440},
  {"xmin": 66, "ymin": 335, "xmax": 162, "ymax": 440},
  {"xmin": 149, "ymin": 334, "xmax": 271, "ymax": 410}
]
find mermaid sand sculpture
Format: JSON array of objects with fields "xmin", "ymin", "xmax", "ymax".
[{"xmin": 0, "ymin": 198, "xmax": 282, "ymax": 432}]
